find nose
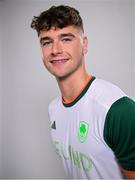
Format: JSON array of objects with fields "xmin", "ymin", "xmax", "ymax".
[{"xmin": 51, "ymin": 41, "xmax": 62, "ymax": 55}]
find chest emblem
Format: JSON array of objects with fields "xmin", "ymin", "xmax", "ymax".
[{"xmin": 78, "ymin": 121, "xmax": 89, "ymax": 143}]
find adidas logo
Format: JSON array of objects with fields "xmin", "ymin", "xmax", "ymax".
[{"xmin": 51, "ymin": 121, "xmax": 56, "ymax": 129}]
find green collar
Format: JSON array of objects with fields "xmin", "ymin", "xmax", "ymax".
[{"xmin": 63, "ymin": 76, "xmax": 96, "ymax": 107}]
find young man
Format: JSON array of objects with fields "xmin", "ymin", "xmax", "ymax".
[{"xmin": 31, "ymin": 5, "xmax": 135, "ymax": 179}]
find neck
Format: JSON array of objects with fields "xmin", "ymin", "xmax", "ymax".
[{"xmin": 56, "ymin": 67, "xmax": 92, "ymax": 103}]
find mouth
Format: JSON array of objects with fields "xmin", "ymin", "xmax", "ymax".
[{"xmin": 50, "ymin": 58, "xmax": 69, "ymax": 64}]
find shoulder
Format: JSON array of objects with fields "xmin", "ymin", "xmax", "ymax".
[
  {"xmin": 48, "ymin": 96, "xmax": 61, "ymax": 115},
  {"xmin": 91, "ymin": 78, "xmax": 126, "ymax": 97},
  {"xmin": 89, "ymin": 78, "xmax": 126, "ymax": 109},
  {"xmin": 104, "ymin": 96, "xmax": 135, "ymax": 139}
]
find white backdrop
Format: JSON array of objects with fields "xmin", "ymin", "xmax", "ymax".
[{"xmin": 0, "ymin": 0, "xmax": 135, "ymax": 179}]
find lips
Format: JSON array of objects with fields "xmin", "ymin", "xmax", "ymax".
[{"xmin": 50, "ymin": 58, "xmax": 69, "ymax": 64}]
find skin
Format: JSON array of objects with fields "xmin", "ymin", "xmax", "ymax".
[
  {"xmin": 39, "ymin": 25, "xmax": 91, "ymax": 102},
  {"xmin": 39, "ymin": 25, "xmax": 135, "ymax": 179},
  {"xmin": 121, "ymin": 169, "xmax": 135, "ymax": 179}
]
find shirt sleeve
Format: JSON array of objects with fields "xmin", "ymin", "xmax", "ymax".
[{"xmin": 104, "ymin": 96, "xmax": 135, "ymax": 171}]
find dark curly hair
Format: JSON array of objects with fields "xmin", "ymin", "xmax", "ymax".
[{"xmin": 31, "ymin": 5, "xmax": 84, "ymax": 36}]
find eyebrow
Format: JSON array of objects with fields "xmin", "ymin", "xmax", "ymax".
[
  {"xmin": 40, "ymin": 33, "xmax": 76, "ymax": 44},
  {"xmin": 59, "ymin": 33, "xmax": 76, "ymax": 38}
]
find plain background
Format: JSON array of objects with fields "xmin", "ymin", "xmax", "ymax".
[{"xmin": 0, "ymin": 0, "xmax": 135, "ymax": 179}]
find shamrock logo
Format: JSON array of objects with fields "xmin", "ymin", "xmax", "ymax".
[
  {"xmin": 78, "ymin": 121, "xmax": 89, "ymax": 143},
  {"xmin": 80, "ymin": 124, "xmax": 86, "ymax": 134}
]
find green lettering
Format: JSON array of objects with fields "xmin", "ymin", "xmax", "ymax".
[
  {"xmin": 53, "ymin": 141, "xmax": 93, "ymax": 173},
  {"xmin": 71, "ymin": 146, "xmax": 81, "ymax": 168},
  {"xmin": 53, "ymin": 141, "xmax": 62, "ymax": 158},
  {"xmin": 68, "ymin": 145, "xmax": 72, "ymax": 159},
  {"xmin": 80, "ymin": 153, "xmax": 92, "ymax": 172}
]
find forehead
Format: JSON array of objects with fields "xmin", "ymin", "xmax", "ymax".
[{"xmin": 39, "ymin": 25, "xmax": 82, "ymax": 39}]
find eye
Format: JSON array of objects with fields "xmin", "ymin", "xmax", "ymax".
[
  {"xmin": 42, "ymin": 41, "xmax": 52, "ymax": 47},
  {"xmin": 62, "ymin": 38, "xmax": 72, "ymax": 43}
]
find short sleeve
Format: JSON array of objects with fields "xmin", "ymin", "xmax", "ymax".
[{"xmin": 104, "ymin": 97, "xmax": 135, "ymax": 171}]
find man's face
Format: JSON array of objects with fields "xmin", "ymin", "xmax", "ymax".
[{"xmin": 39, "ymin": 26, "xmax": 88, "ymax": 79}]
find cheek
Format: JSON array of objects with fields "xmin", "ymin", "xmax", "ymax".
[
  {"xmin": 42, "ymin": 49, "xmax": 49, "ymax": 62},
  {"xmin": 41, "ymin": 50, "xmax": 48, "ymax": 65},
  {"xmin": 69, "ymin": 43, "xmax": 83, "ymax": 55},
  {"xmin": 42, "ymin": 57, "xmax": 46, "ymax": 66},
  {"xmin": 42, "ymin": 57, "xmax": 50, "ymax": 70},
  {"xmin": 41, "ymin": 49, "xmax": 47, "ymax": 58}
]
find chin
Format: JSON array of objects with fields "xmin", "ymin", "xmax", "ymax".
[
  {"xmin": 50, "ymin": 71, "xmax": 67, "ymax": 78},
  {"xmin": 49, "ymin": 69, "xmax": 74, "ymax": 80},
  {"xmin": 55, "ymin": 73, "xmax": 73, "ymax": 81}
]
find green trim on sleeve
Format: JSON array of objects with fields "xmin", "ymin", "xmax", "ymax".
[{"xmin": 104, "ymin": 97, "xmax": 135, "ymax": 171}]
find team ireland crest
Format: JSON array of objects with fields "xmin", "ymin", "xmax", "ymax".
[{"xmin": 78, "ymin": 121, "xmax": 89, "ymax": 143}]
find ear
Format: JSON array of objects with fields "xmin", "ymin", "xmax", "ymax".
[{"xmin": 82, "ymin": 36, "xmax": 88, "ymax": 55}]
